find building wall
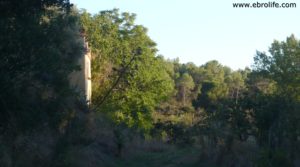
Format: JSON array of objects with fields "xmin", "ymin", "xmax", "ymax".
[
  {"xmin": 69, "ymin": 40, "xmax": 92, "ymax": 105},
  {"xmin": 85, "ymin": 48, "xmax": 92, "ymax": 104}
]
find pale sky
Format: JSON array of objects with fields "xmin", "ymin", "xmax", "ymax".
[{"xmin": 71, "ymin": 0, "xmax": 300, "ymax": 70}]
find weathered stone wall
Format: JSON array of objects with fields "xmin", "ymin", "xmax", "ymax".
[{"xmin": 69, "ymin": 40, "xmax": 92, "ymax": 105}]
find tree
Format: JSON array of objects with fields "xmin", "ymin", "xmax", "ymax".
[
  {"xmin": 252, "ymin": 34, "xmax": 300, "ymax": 163},
  {"xmin": 0, "ymin": 0, "xmax": 83, "ymax": 135},
  {"xmin": 225, "ymin": 71, "xmax": 246, "ymax": 104},
  {"xmin": 0, "ymin": 1, "xmax": 86, "ymax": 166},
  {"xmin": 177, "ymin": 73, "xmax": 195, "ymax": 106},
  {"xmin": 193, "ymin": 61, "xmax": 229, "ymax": 110},
  {"xmin": 81, "ymin": 9, "xmax": 174, "ymax": 131},
  {"xmin": 253, "ymin": 34, "xmax": 300, "ymax": 100}
]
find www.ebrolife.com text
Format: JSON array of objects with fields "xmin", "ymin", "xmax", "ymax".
[{"xmin": 233, "ymin": 1, "xmax": 296, "ymax": 8}]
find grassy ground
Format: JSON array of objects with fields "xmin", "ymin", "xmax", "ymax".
[
  {"xmin": 121, "ymin": 147, "xmax": 198, "ymax": 167},
  {"xmin": 108, "ymin": 146, "xmax": 211, "ymax": 167}
]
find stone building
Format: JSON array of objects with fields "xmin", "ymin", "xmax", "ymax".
[{"xmin": 69, "ymin": 38, "xmax": 92, "ymax": 105}]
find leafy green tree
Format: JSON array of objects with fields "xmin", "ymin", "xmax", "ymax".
[
  {"xmin": 202, "ymin": 61, "xmax": 228, "ymax": 101},
  {"xmin": 225, "ymin": 71, "xmax": 246, "ymax": 104},
  {"xmin": 254, "ymin": 34, "xmax": 300, "ymax": 100},
  {"xmin": 81, "ymin": 9, "xmax": 174, "ymax": 131},
  {"xmin": 193, "ymin": 61, "xmax": 228, "ymax": 110},
  {"xmin": 252, "ymin": 35, "xmax": 300, "ymax": 162},
  {"xmin": 0, "ymin": 1, "xmax": 86, "ymax": 166},
  {"xmin": 0, "ymin": 0, "xmax": 83, "ymax": 135},
  {"xmin": 177, "ymin": 73, "xmax": 195, "ymax": 106}
]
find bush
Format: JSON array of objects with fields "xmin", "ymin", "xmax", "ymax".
[{"xmin": 256, "ymin": 148, "xmax": 293, "ymax": 167}]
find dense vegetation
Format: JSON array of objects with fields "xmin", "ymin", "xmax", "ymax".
[{"xmin": 0, "ymin": 1, "xmax": 299, "ymax": 167}]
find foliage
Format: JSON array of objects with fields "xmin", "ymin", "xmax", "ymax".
[
  {"xmin": 246, "ymin": 35, "xmax": 300, "ymax": 164},
  {"xmin": 0, "ymin": 0, "xmax": 83, "ymax": 137},
  {"xmin": 1, "ymin": 1, "xmax": 300, "ymax": 166},
  {"xmin": 80, "ymin": 9, "xmax": 174, "ymax": 131},
  {"xmin": 176, "ymin": 73, "xmax": 195, "ymax": 105}
]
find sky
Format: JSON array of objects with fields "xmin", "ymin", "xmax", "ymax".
[{"xmin": 70, "ymin": 0, "xmax": 300, "ymax": 70}]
